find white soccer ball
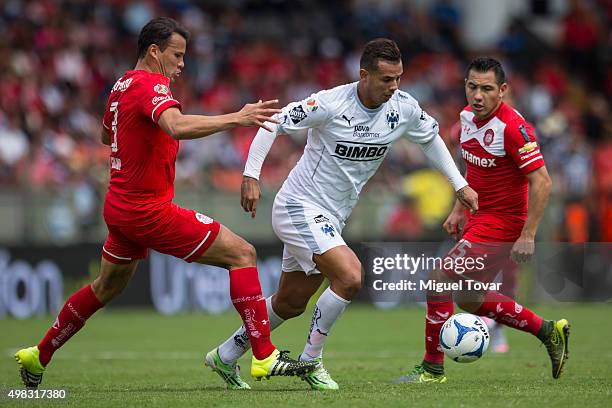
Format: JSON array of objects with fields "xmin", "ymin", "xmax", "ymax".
[{"xmin": 439, "ymin": 313, "xmax": 490, "ymax": 363}]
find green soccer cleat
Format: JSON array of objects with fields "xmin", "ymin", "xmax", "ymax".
[
  {"xmin": 543, "ymin": 319, "xmax": 570, "ymax": 379},
  {"xmin": 394, "ymin": 364, "xmax": 447, "ymax": 384},
  {"xmin": 301, "ymin": 358, "xmax": 339, "ymax": 390},
  {"xmin": 250, "ymin": 349, "xmax": 319, "ymax": 381},
  {"xmin": 15, "ymin": 346, "xmax": 45, "ymax": 389},
  {"xmin": 205, "ymin": 348, "xmax": 251, "ymax": 390}
]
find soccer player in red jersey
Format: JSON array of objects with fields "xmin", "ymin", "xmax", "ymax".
[
  {"xmin": 15, "ymin": 17, "xmax": 317, "ymax": 389},
  {"xmin": 398, "ymin": 58, "xmax": 570, "ymax": 383}
]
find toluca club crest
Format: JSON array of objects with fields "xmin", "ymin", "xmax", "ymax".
[{"xmin": 484, "ymin": 128, "xmax": 494, "ymax": 146}]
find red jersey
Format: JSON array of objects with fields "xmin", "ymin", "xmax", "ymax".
[
  {"xmin": 102, "ymin": 70, "xmax": 181, "ymax": 225},
  {"xmin": 460, "ymin": 102, "xmax": 544, "ymax": 219}
]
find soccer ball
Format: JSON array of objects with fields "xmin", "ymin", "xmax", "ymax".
[{"xmin": 439, "ymin": 313, "xmax": 490, "ymax": 363}]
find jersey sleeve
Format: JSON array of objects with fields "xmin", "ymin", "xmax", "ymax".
[
  {"xmin": 137, "ymin": 78, "xmax": 182, "ymax": 124},
  {"xmin": 401, "ymin": 102, "xmax": 440, "ymax": 144},
  {"xmin": 505, "ymin": 120, "xmax": 545, "ymax": 174},
  {"xmin": 275, "ymin": 92, "xmax": 330, "ymax": 135}
]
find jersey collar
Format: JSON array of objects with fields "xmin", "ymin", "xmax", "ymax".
[
  {"xmin": 472, "ymin": 102, "xmax": 505, "ymax": 128},
  {"xmin": 354, "ymin": 83, "xmax": 385, "ymax": 114}
]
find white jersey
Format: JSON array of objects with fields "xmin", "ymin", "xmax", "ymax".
[{"xmin": 252, "ymin": 82, "xmax": 441, "ymax": 224}]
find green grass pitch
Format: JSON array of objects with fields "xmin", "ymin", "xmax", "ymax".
[{"xmin": 1, "ymin": 304, "xmax": 611, "ymax": 407}]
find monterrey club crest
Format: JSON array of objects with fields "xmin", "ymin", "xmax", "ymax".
[
  {"xmin": 386, "ymin": 109, "xmax": 399, "ymax": 130},
  {"xmin": 484, "ymin": 128, "xmax": 494, "ymax": 146}
]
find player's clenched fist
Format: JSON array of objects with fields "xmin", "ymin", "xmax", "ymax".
[
  {"xmin": 241, "ymin": 176, "xmax": 261, "ymax": 218},
  {"xmin": 237, "ymin": 99, "xmax": 282, "ymax": 132}
]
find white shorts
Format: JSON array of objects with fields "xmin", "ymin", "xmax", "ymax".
[{"xmin": 272, "ymin": 193, "xmax": 346, "ymax": 275}]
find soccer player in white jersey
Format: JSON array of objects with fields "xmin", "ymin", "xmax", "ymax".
[{"xmin": 205, "ymin": 38, "xmax": 478, "ymax": 390}]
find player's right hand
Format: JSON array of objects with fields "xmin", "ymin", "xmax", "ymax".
[
  {"xmin": 241, "ymin": 176, "xmax": 261, "ymax": 218},
  {"xmin": 443, "ymin": 210, "xmax": 466, "ymax": 240},
  {"xmin": 238, "ymin": 99, "xmax": 282, "ymax": 132},
  {"xmin": 456, "ymin": 185, "xmax": 478, "ymax": 214}
]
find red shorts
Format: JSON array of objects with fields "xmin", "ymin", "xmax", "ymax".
[
  {"xmin": 442, "ymin": 212, "xmax": 523, "ymax": 283},
  {"xmin": 102, "ymin": 203, "xmax": 221, "ymax": 264}
]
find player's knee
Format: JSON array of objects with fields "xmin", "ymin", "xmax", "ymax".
[
  {"xmin": 333, "ymin": 270, "xmax": 362, "ymax": 299},
  {"xmin": 455, "ymin": 290, "xmax": 484, "ymax": 313},
  {"xmin": 231, "ymin": 240, "xmax": 257, "ymax": 268},
  {"xmin": 457, "ymin": 300, "xmax": 480, "ymax": 314},
  {"xmin": 92, "ymin": 275, "xmax": 126, "ymax": 303},
  {"xmin": 273, "ymin": 293, "xmax": 309, "ymax": 319}
]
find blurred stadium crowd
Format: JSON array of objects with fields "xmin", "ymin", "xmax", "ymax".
[{"xmin": 0, "ymin": 0, "xmax": 611, "ymax": 242}]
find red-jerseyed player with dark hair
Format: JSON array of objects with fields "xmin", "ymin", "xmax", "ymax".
[
  {"xmin": 15, "ymin": 17, "xmax": 317, "ymax": 389},
  {"xmin": 398, "ymin": 57, "xmax": 570, "ymax": 383}
]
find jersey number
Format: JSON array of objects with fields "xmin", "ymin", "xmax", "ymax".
[
  {"xmin": 110, "ymin": 101, "xmax": 119, "ymax": 153},
  {"xmin": 109, "ymin": 102, "xmax": 122, "ymax": 170}
]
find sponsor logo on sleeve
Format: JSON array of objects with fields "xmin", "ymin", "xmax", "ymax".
[
  {"xmin": 154, "ymin": 84, "xmax": 169, "ymax": 94},
  {"xmin": 518, "ymin": 141, "xmax": 538, "ymax": 155},
  {"xmin": 519, "ymin": 124, "xmax": 531, "ymax": 142},
  {"xmin": 152, "ymin": 95, "xmax": 171, "ymax": 105},
  {"xmin": 112, "ymin": 77, "xmax": 133, "ymax": 92},
  {"xmin": 305, "ymin": 98, "xmax": 318, "ymax": 112},
  {"xmin": 196, "ymin": 212, "xmax": 213, "ymax": 225},
  {"xmin": 289, "ymin": 105, "xmax": 307, "ymax": 124}
]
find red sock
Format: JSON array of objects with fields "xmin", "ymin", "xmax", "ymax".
[
  {"xmin": 423, "ymin": 294, "xmax": 454, "ymax": 364},
  {"xmin": 474, "ymin": 290, "xmax": 543, "ymax": 336},
  {"xmin": 38, "ymin": 284, "xmax": 103, "ymax": 366},
  {"xmin": 229, "ymin": 267, "xmax": 275, "ymax": 360}
]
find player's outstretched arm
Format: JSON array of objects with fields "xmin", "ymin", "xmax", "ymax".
[
  {"xmin": 419, "ymin": 135, "xmax": 479, "ymax": 213},
  {"xmin": 511, "ymin": 166, "xmax": 552, "ymax": 263},
  {"xmin": 158, "ymin": 100, "xmax": 281, "ymax": 140}
]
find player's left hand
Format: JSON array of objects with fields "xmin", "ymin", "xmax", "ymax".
[{"xmin": 510, "ymin": 235, "xmax": 535, "ymax": 263}]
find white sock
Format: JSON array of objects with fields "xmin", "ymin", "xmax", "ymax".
[
  {"xmin": 481, "ymin": 315, "xmax": 498, "ymax": 330},
  {"xmin": 300, "ymin": 287, "xmax": 350, "ymax": 361},
  {"xmin": 218, "ymin": 296, "xmax": 284, "ymax": 363}
]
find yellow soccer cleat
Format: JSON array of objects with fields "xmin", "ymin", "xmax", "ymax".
[
  {"xmin": 301, "ymin": 358, "xmax": 339, "ymax": 390},
  {"xmin": 15, "ymin": 346, "xmax": 45, "ymax": 389},
  {"xmin": 543, "ymin": 319, "xmax": 570, "ymax": 379},
  {"xmin": 394, "ymin": 364, "xmax": 447, "ymax": 384},
  {"xmin": 251, "ymin": 349, "xmax": 319, "ymax": 381},
  {"xmin": 205, "ymin": 348, "xmax": 251, "ymax": 390}
]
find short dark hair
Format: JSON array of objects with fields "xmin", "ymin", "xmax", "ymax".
[
  {"xmin": 466, "ymin": 57, "xmax": 506, "ymax": 86},
  {"xmin": 360, "ymin": 38, "xmax": 402, "ymax": 72},
  {"xmin": 137, "ymin": 17, "xmax": 190, "ymax": 59}
]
